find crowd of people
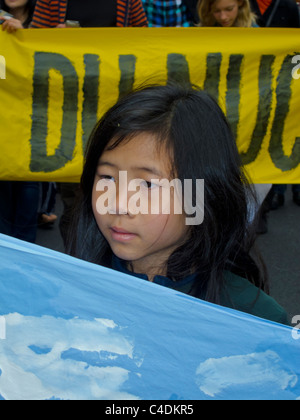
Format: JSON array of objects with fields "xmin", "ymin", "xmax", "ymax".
[
  {"xmin": 0, "ymin": 0, "xmax": 299, "ymax": 322},
  {"xmin": 0, "ymin": 0, "xmax": 299, "ymax": 243},
  {"xmin": 0, "ymin": 0, "xmax": 299, "ymax": 238}
]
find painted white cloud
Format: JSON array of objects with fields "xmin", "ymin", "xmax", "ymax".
[
  {"xmin": 0, "ymin": 313, "xmax": 142, "ymax": 400},
  {"xmin": 195, "ymin": 350, "xmax": 298, "ymax": 398}
]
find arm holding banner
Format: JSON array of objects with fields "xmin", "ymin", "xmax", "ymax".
[{"xmin": 1, "ymin": 16, "xmax": 23, "ymax": 33}]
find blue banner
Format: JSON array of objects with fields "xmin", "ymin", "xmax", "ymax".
[{"xmin": 0, "ymin": 234, "xmax": 299, "ymax": 400}]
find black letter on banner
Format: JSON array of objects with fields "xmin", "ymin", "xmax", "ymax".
[
  {"xmin": 30, "ymin": 52, "xmax": 78, "ymax": 173},
  {"xmin": 82, "ymin": 54, "xmax": 100, "ymax": 153},
  {"xmin": 118, "ymin": 55, "xmax": 136, "ymax": 99},
  {"xmin": 226, "ymin": 55, "xmax": 243, "ymax": 140},
  {"xmin": 269, "ymin": 54, "xmax": 300, "ymax": 171},
  {"xmin": 240, "ymin": 55, "xmax": 275, "ymax": 165},
  {"xmin": 167, "ymin": 54, "xmax": 191, "ymax": 85},
  {"xmin": 204, "ymin": 53, "xmax": 222, "ymax": 101}
]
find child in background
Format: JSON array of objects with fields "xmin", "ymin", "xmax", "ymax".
[
  {"xmin": 0, "ymin": 0, "xmax": 40, "ymax": 244},
  {"xmin": 198, "ymin": 0, "xmax": 257, "ymax": 26},
  {"xmin": 67, "ymin": 84, "xmax": 289, "ymax": 326},
  {"xmin": 0, "ymin": 0, "xmax": 36, "ymax": 32}
]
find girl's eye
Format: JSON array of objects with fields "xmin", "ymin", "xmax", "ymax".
[
  {"xmin": 140, "ymin": 180, "xmax": 158, "ymax": 190},
  {"xmin": 99, "ymin": 175, "xmax": 116, "ymax": 182}
]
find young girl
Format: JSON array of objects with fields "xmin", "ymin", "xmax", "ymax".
[
  {"xmin": 0, "ymin": 0, "xmax": 36, "ymax": 32},
  {"xmin": 68, "ymin": 84, "xmax": 289, "ymax": 326},
  {"xmin": 198, "ymin": 0, "xmax": 257, "ymax": 27}
]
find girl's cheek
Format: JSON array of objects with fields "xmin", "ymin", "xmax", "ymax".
[{"xmin": 92, "ymin": 190, "xmax": 107, "ymax": 228}]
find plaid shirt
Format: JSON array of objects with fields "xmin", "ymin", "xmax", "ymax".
[{"xmin": 142, "ymin": 0, "xmax": 193, "ymax": 27}]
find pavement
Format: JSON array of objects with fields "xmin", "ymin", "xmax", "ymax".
[
  {"xmin": 36, "ymin": 186, "xmax": 300, "ymax": 323},
  {"xmin": 256, "ymin": 187, "xmax": 300, "ymax": 322}
]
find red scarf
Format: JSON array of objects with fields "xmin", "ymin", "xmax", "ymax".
[{"xmin": 256, "ymin": 0, "xmax": 273, "ymax": 14}]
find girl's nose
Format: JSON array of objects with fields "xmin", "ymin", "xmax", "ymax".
[
  {"xmin": 113, "ymin": 171, "xmax": 130, "ymax": 216},
  {"xmin": 115, "ymin": 188, "xmax": 129, "ymax": 215}
]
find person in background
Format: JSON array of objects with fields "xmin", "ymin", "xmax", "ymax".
[
  {"xmin": 1, "ymin": 0, "xmax": 58, "ymax": 229},
  {"xmin": 142, "ymin": 0, "xmax": 199, "ymax": 27},
  {"xmin": 38, "ymin": 183, "xmax": 58, "ymax": 226},
  {"xmin": 249, "ymin": 0, "xmax": 300, "ymax": 211},
  {"xmin": 0, "ymin": 181, "xmax": 39, "ymax": 244},
  {"xmin": 268, "ymin": 185, "xmax": 300, "ymax": 209},
  {"xmin": 0, "ymin": 0, "xmax": 39, "ymax": 243},
  {"xmin": 249, "ymin": 0, "xmax": 300, "ymax": 27},
  {"xmin": 30, "ymin": 0, "xmax": 148, "ymax": 28},
  {"xmin": 198, "ymin": 0, "xmax": 257, "ymax": 26},
  {"xmin": 0, "ymin": 0, "xmax": 36, "ymax": 31}
]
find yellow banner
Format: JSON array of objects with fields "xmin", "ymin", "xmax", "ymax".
[{"xmin": 0, "ymin": 27, "xmax": 299, "ymax": 183}]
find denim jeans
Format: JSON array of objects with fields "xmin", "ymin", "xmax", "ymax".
[
  {"xmin": 0, "ymin": 181, "xmax": 40, "ymax": 243},
  {"xmin": 272, "ymin": 184, "xmax": 300, "ymax": 195}
]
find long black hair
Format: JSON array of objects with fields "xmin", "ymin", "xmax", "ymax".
[
  {"xmin": 0, "ymin": 0, "xmax": 36, "ymax": 28},
  {"xmin": 67, "ymin": 83, "xmax": 267, "ymax": 304}
]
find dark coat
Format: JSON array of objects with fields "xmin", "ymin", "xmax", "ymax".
[
  {"xmin": 250, "ymin": 0, "xmax": 300, "ymax": 27},
  {"xmin": 183, "ymin": 0, "xmax": 200, "ymax": 24}
]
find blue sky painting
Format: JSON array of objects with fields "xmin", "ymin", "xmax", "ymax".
[{"xmin": 0, "ymin": 234, "xmax": 299, "ymax": 400}]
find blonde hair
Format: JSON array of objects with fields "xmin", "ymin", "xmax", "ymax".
[{"xmin": 197, "ymin": 0, "xmax": 257, "ymax": 27}]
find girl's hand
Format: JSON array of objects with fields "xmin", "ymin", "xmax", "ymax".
[
  {"xmin": 1, "ymin": 17, "xmax": 23, "ymax": 33},
  {"xmin": 56, "ymin": 24, "xmax": 67, "ymax": 28}
]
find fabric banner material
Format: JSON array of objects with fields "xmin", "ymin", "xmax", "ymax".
[
  {"xmin": 0, "ymin": 28, "xmax": 299, "ymax": 183},
  {"xmin": 0, "ymin": 234, "xmax": 299, "ymax": 400}
]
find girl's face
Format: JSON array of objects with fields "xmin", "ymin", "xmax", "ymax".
[
  {"xmin": 92, "ymin": 132, "xmax": 189, "ymax": 279},
  {"xmin": 211, "ymin": 0, "xmax": 241, "ymax": 27},
  {"xmin": 4, "ymin": 0, "xmax": 28, "ymax": 10}
]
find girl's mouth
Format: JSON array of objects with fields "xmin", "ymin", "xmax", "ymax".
[{"xmin": 110, "ymin": 227, "xmax": 137, "ymax": 242}]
